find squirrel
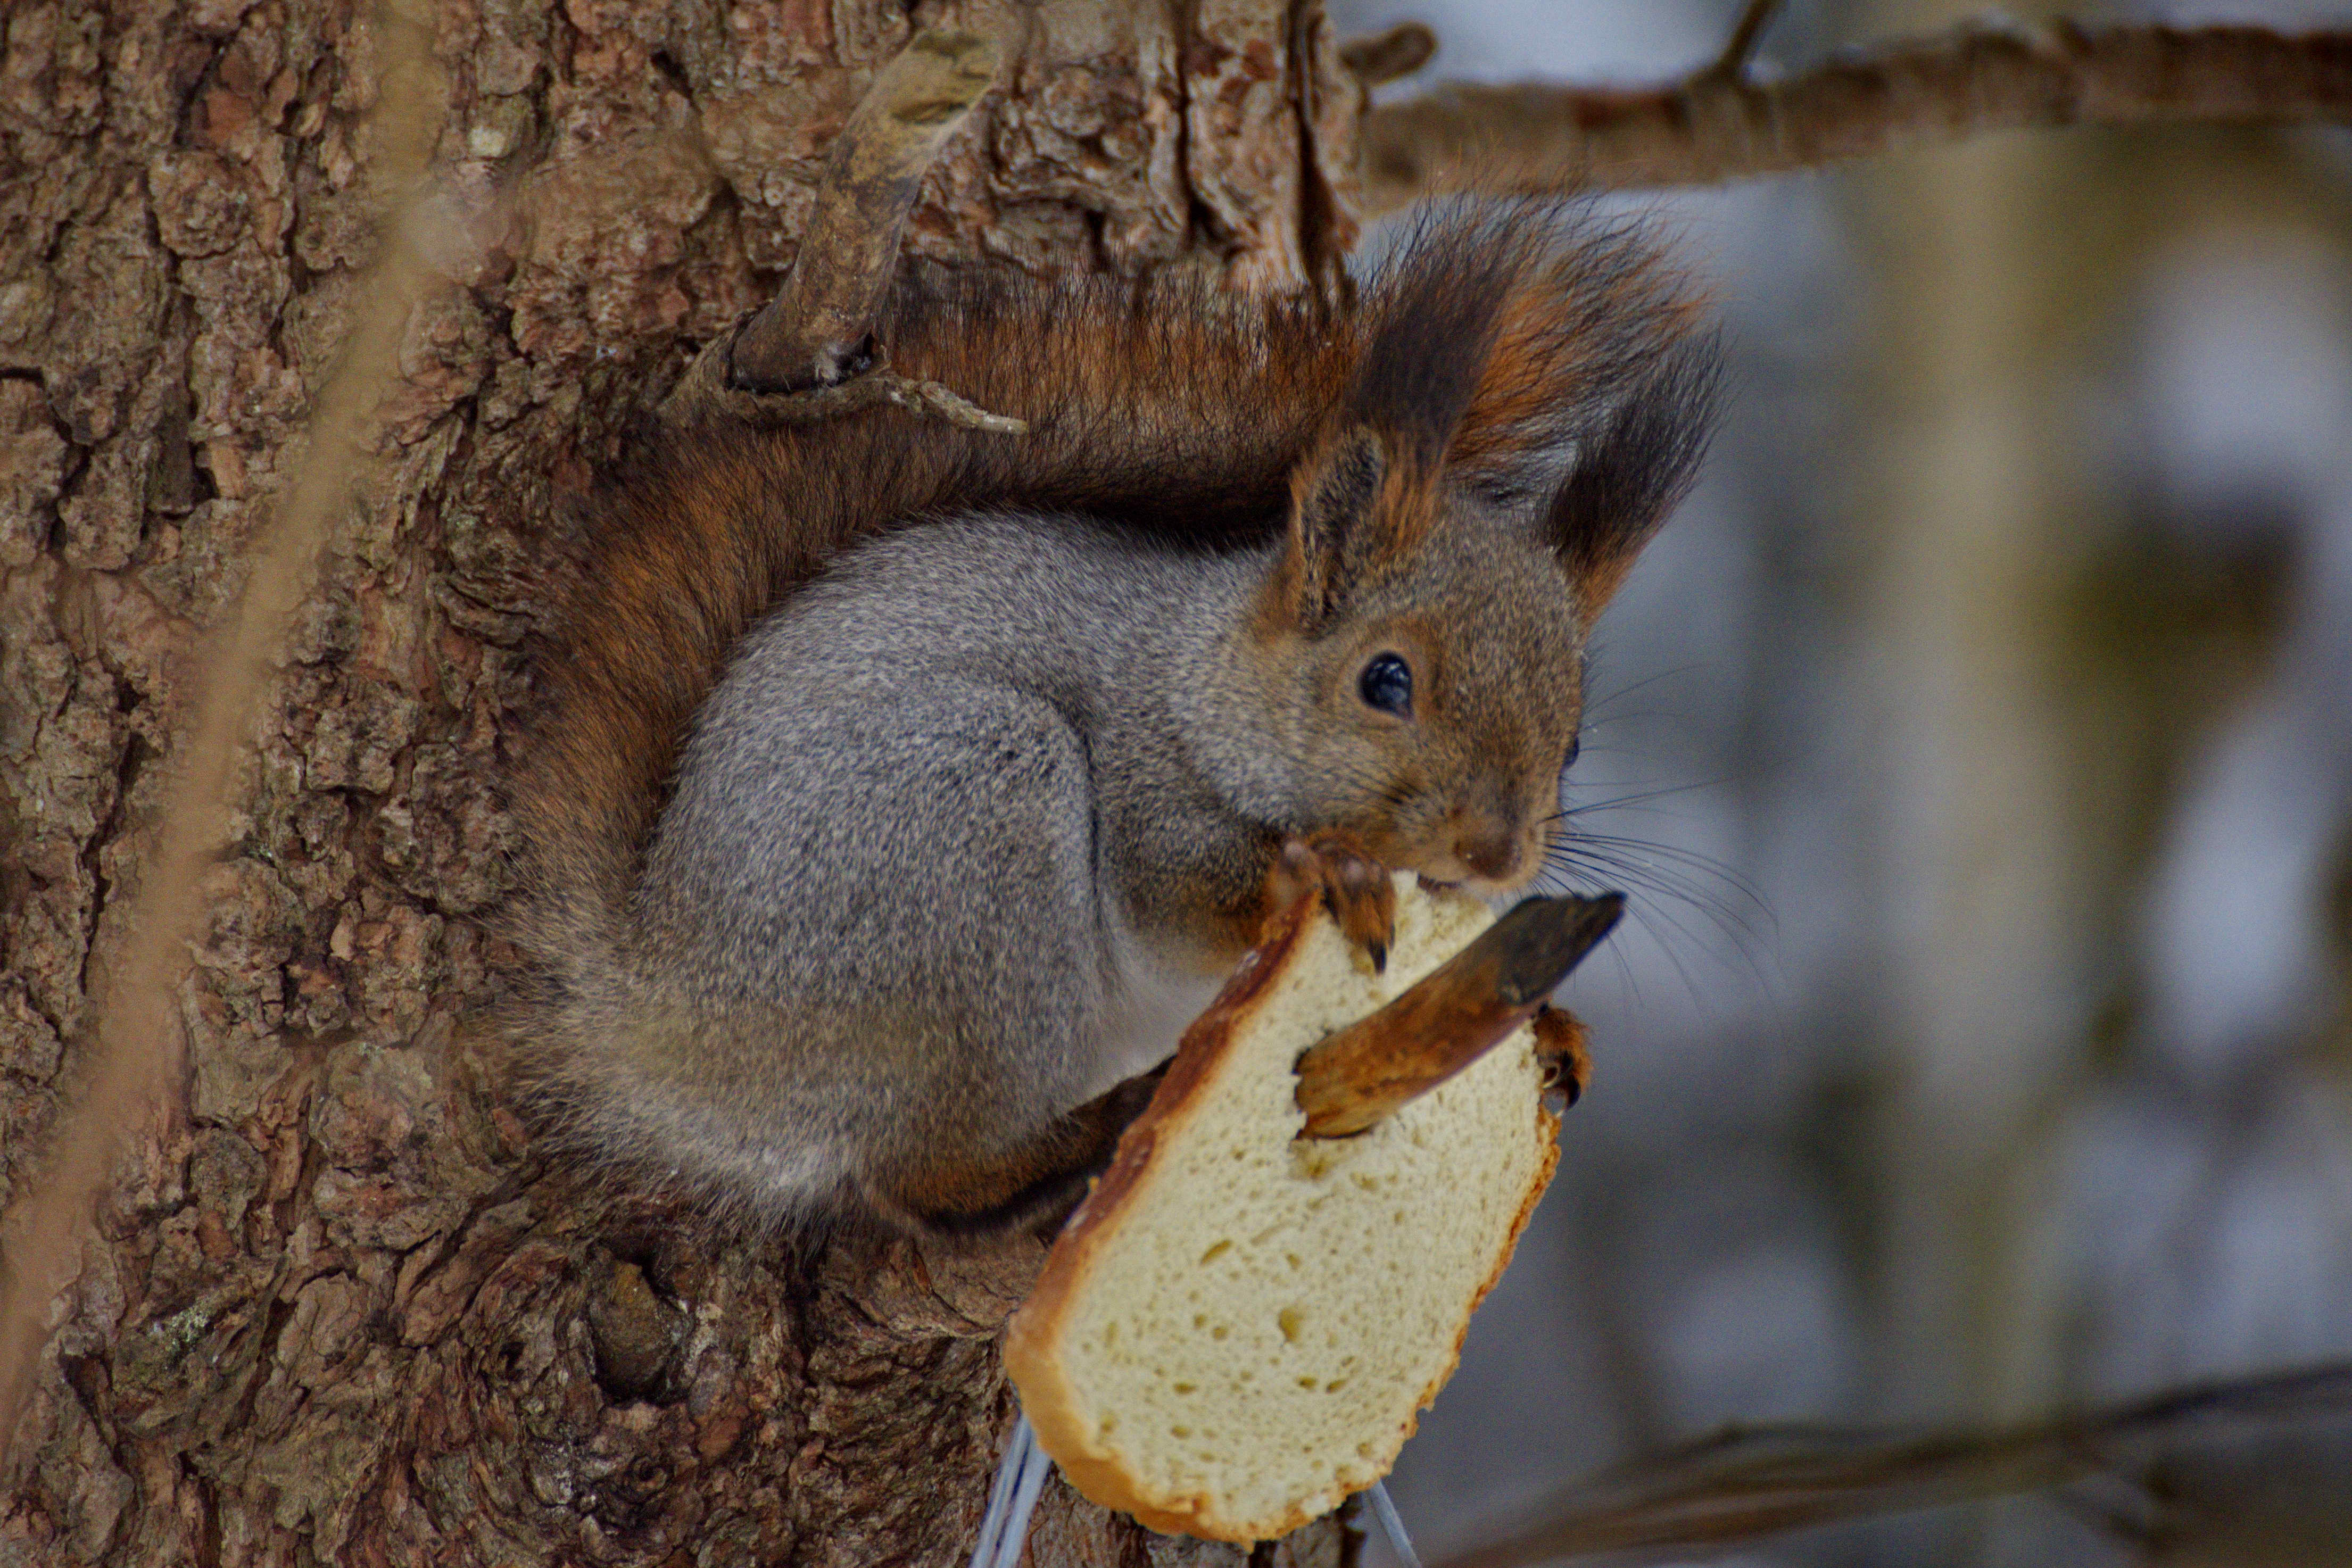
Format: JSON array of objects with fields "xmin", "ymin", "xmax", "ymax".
[{"xmin": 507, "ymin": 200, "xmax": 1717, "ymax": 1236}]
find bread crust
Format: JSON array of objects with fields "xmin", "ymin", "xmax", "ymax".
[
  {"xmin": 1002, "ymin": 900, "xmax": 1313, "ymax": 1537},
  {"xmin": 1001, "ymin": 898, "xmax": 1563, "ymax": 1542}
]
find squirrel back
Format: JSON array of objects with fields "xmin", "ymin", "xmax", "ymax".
[{"xmin": 509, "ymin": 200, "xmax": 1716, "ymax": 1231}]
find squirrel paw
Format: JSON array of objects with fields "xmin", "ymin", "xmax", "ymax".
[
  {"xmin": 1269, "ymin": 830, "xmax": 1398, "ymax": 973},
  {"xmin": 1533, "ymin": 1005, "xmax": 1592, "ymax": 1109}
]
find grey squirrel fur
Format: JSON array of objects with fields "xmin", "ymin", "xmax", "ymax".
[{"xmin": 509, "ymin": 200, "xmax": 1718, "ymax": 1234}]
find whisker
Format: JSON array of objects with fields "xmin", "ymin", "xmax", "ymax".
[
  {"xmin": 1541, "ymin": 859, "xmax": 1750, "ymax": 1008},
  {"xmin": 1580, "ymin": 665, "xmax": 1707, "ymax": 723},
  {"xmin": 1544, "ymin": 839, "xmax": 1751, "ymax": 910},
  {"xmin": 1572, "ymin": 711, "xmax": 1682, "ymax": 738},
  {"xmin": 1541, "ymin": 833, "xmax": 1778, "ymax": 1000},
  {"xmin": 1552, "ymin": 833, "xmax": 1772, "ymax": 918},
  {"xmin": 1530, "ymin": 862, "xmax": 1652, "ymax": 1007},
  {"xmin": 1547, "ymin": 778, "xmax": 1729, "ymax": 821},
  {"xmin": 1546, "ymin": 856, "xmax": 1767, "ymax": 963}
]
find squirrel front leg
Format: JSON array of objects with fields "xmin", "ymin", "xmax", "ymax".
[{"xmin": 1264, "ymin": 829, "xmax": 1399, "ymax": 972}]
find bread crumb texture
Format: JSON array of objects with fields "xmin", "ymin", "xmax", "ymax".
[{"xmin": 1022, "ymin": 880, "xmax": 1556, "ymax": 1540}]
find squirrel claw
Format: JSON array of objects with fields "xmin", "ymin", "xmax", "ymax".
[
  {"xmin": 1532, "ymin": 1005, "xmax": 1592, "ymax": 1109},
  {"xmin": 1269, "ymin": 831, "xmax": 1397, "ymax": 972}
]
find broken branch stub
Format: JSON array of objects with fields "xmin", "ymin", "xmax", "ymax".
[
  {"xmin": 727, "ymin": 28, "xmax": 1000, "ymax": 394},
  {"xmin": 1294, "ymin": 893, "xmax": 1625, "ymax": 1139},
  {"xmin": 1339, "ymin": 21, "xmax": 1438, "ymax": 88}
]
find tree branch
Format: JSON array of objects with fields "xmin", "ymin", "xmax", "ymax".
[
  {"xmin": 1433, "ymin": 1362, "xmax": 2352, "ymax": 1567},
  {"xmin": 1361, "ymin": 22, "xmax": 2352, "ymax": 213}
]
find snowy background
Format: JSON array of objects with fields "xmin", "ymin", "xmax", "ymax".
[{"xmin": 1327, "ymin": 1, "xmax": 2352, "ymax": 1562}]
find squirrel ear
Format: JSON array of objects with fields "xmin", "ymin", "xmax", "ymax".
[
  {"xmin": 1545, "ymin": 339, "xmax": 1719, "ymax": 613},
  {"xmin": 1277, "ymin": 424, "xmax": 1390, "ymax": 632}
]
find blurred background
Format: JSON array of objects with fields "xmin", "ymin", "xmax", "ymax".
[{"xmin": 1328, "ymin": 1, "xmax": 2352, "ymax": 1562}]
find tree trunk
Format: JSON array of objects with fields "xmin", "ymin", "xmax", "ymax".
[{"xmin": 0, "ymin": 2, "xmax": 1363, "ymax": 1562}]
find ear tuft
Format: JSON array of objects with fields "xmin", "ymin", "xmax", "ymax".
[
  {"xmin": 1412, "ymin": 201, "xmax": 1716, "ymax": 571},
  {"xmin": 1279, "ymin": 425, "xmax": 1389, "ymax": 632},
  {"xmin": 1546, "ymin": 335, "xmax": 1721, "ymax": 612},
  {"xmin": 1347, "ymin": 203, "xmax": 1544, "ymax": 468},
  {"xmin": 1268, "ymin": 201, "xmax": 1719, "ymax": 632}
]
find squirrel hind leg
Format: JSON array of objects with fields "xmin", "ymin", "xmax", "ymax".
[{"xmin": 864, "ymin": 1061, "xmax": 1171, "ymax": 1240}]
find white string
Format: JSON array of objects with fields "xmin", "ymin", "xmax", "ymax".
[
  {"xmin": 1365, "ymin": 1480, "xmax": 1425, "ymax": 1568},
  {"xmin": 969, "ymin": 1413, "xmax": 1046, "ymax": 1568},
  {"xmin": 991, "ymin": 1418, "xmax": 1054, "ymax": 1568},
  {"xmin": 970, "ymin": 1415, "xmax": 1029, "ymax": 1566},
  {"xmin": 973, "ymin": 1411, "xmax": 1419, "ymax": 1568}
]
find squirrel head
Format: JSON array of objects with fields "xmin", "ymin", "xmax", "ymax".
[{"xmin": 1227, "ymin": 205, "xmax": 1718, "ymax": 898}]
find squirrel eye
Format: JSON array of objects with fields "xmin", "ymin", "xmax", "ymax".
[
  {"xmin": 1563, "ymin": 733, "xmax": 1582, "ymax": 769},
  {"xmin": 1358, "ymin": 652, "xmax": 1413, "ymax": 718}
]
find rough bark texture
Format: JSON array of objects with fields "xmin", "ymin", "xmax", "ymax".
[{"xmin": 0, "ymin": 2, "xmax": 1362, "ymax": 1563}]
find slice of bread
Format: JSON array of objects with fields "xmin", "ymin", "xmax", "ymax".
[{"xmin": 1003, "ymin": 876, "xmax": 1560, "ymax": 1542}]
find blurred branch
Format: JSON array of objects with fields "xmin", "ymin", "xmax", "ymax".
[
  {"xmin": 1709, "ymin": 0, "xmax": 1786, "ymax": 82},
  {"xmin": 1341, "ymin": 20, "xmax": 1438, "ymax": 89},
  {"xmin": 1361, "ymin": 22, "xmax": 2352, "ymax": 213},
  {"xmin": 1433, "ymin": 1362, "xmax": 2352, "ymax": 1567}
]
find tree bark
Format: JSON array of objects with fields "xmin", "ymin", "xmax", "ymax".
[{"xmin": 0, "ymin": 2, "xmax": 1362, "ymax": 1563}]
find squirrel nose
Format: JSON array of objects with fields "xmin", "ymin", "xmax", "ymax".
[{"xmin": 1454, "ymin": 820, "xmax": 1521, "ymax": 882}]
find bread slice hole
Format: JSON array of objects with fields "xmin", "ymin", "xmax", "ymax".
[{"xmin": 1277, "ymin": 1307, "xmax": 1303, "ymax": 1343}]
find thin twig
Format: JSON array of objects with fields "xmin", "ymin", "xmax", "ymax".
[
  {"xmin": 1362, "ymin": 22, "xmax": 2352, "ymax": 212},
  {"xmin": 733, "ymin": 370, "xmax": 1029, "ymax": 435},
  {"xmin": 1434, "ymin": 1363, "xmax": 2352, "ymax": 1567},
  {"xmin": 0, "ymin": 8, "xmax": 446, "ymax": 1463}
]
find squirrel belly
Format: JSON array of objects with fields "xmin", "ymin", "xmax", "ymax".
[{"xmin": 612, "ymin": 516, "xmax": 1283, "ymax": 1226}]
